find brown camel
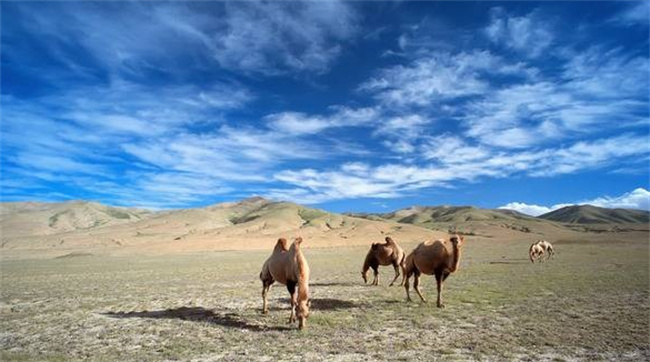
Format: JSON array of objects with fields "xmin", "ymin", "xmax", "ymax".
[
  {"xmin": 362, "ymin": 236, "xmax": 406, "ymax": 286},
  {"xmin": 260, "ymin": 237, "xmax": 310, "ymax": 329},
  {"xmin": 404, "ymin": 235, "xmax": 464, "ymax": 308},
  {"xmin": 529, "ymin": 243, "xmax": 545, "ymax": 263}
]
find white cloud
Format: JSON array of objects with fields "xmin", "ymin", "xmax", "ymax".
[
  {"xmin": 485, "ymin": 8, "xmax": 553, "ymax": 58},
  {"xmin": 421, "ymin": 135, "xmax": 490, "ymax": 164},
  {"xmin": 375, "ymin": 115, "xmax": 429, "ymax": 137},
  {"xmin": 609, "ymin": 1, "xmax": 650, "ymax": 27},
  {"xmin": 360, "ymin": 50, "xmax": 533, "ymax": 108},
  {"xmin": 266, "ymin": 106, "xmax": 378, "ymax": 135},
  {"xmin": 267, "ymin": 134, "xmax": 650, "ymax": 204},
  {"xmin": 498, "ymin": 202, "xmax": 554, "ymax": 217},
  {"xmin": 122, "ymin": 125, "xmax": 326, "ymax": 182},
  {"xmin": 462, "ymin": 46, "xmax": 649, "ymax": 149},
  {"xmin": 6, "ymin": 1, "xmax": 359, "ymax": 78},
  {"xmin": 499, "ymin": 188, "xmax": 650, "ymax": 216},
  {"xmin": 213, "ymin": 1, "xmax": 359, "ymax": 75},
  {"xmin": 586, "ymin": 188, "xmax": 650, "ymax": 210}
]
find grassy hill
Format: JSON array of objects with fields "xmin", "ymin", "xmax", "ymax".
[{"xmin": 538, "ymin": 205, "xmax": 650, "ymax": 224}]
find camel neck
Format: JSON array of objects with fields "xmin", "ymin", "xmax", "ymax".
[{"xmin": 449, "ymin": 244, "xmax": 462, "ymax": 272}]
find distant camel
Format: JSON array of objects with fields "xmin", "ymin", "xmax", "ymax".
[
  {"xmin": 404, "ymin": 235, "xmax": 464, "ymax": 308},
  {"xmin": 536, "ymin": 240, "xmax": 555, "ymax": 260},
  {"xmin": 362, "ymin": 236, "xmax": 406, "ymax": 286},
  {"xmin": 260, "ymin": 237, "xmax": 310, "ymax": 329},
  {"xmin": 529, "ymin": 243, "xmax": 545, "ymax": 263}
]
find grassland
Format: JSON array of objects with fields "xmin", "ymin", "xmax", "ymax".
[{"xmin": 1, "ymin": 237, "xmax": 648, "ymax": 361}]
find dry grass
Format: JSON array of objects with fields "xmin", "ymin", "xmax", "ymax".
[{"xmin": 1, "ymin": 237, "xmax": 648, "ymax": 361}]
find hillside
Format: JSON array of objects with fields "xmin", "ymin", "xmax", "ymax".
[
  {"xmin": 538, "ymin": 205, "xmax": 650, "ymax": 224},
  {"xmin": 0, "ymin": 201, "xmax": 151, "ymax": 238},
  {"xmin": 349, "ymin": 205, "xmax": 566, "ymax": 237},
  {"xmin": 0, "ymin": 198, "xmax": 442, "ymax": 258}
]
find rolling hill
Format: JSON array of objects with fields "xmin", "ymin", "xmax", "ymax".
[
  {"xmin": 348, "ymin": 205, "xmax": 565, "ymax": 237},
  {"xmin": 538, "ymin": 205, "xmax": 650, "ymax": 224},
  {"xmin": 2, "ymin": 198, "xmax": 647, "ymax": 259},
  {"xmin": 0, "ymin": 198, "xmax": 442, "ymax": 258},
  {"xmin": 0, "ymin": 201, "xmax": 151, "ymax": 238}
]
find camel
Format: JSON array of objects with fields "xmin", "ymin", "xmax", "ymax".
[
  {"xmin": 362, "ymin": 236, "xmax": 406, "ymax": 286},
  {"xmin": 536, "ymin": 240, "xmax": 555, "ymax": 260},
  {"xmin": 403, "ymin": 235, "xmax": 464, "ymax": 308},
  {"xmin": 529, "ymin": 243, "xmax": 545, "ymax": 263},
  {"xmin": 260, "ymin": 237, "xmax": 310, "ymax": 329}
]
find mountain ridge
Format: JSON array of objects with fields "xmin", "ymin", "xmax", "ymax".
[{"xmin": 538, "ymin": 204, "xmax": 650, "ymax": 224}]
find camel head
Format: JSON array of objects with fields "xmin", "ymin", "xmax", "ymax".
[
  {"xmin": 449, "ymin": 235, "xmax": 464, "ymax": 248},
  {"xmin": 296, "ymin": 299, "xmax": 310, "ymax": 330},
  {"xmin": 385, "ymin": 236, "xmax": 394, "ymax": 244},
  {"xmin": 361, "ymin": 270, "xmax": 368, "ymax": 284}
]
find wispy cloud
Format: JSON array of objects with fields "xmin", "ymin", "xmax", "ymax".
[
  {"xmin": 2, "ymin": 1, "xmax": 360, "ymax": 79},
  {"xmin": 266, "ymin": 106, "xmax": 378, "ymax": 135},
  {"xmin": 608, "ymin": 1, "xmax": 650, "ymax": 27},
  {"xmin": 266, "ymin": 134, "xmax": 650, "ymax": 204},
  {"xmin": 360, "ymin": 50, "xmax": 530, "ymax": 107},
  {"xmin": 2, "ymin": 2, "xmax": 648, "ymax": 210},
  {"xmin": 500, "ymin": 188, "xmax": 650, "ymax": 216},
  {"xmin": 485, "ymin": 7, "xmax": 554, "ymax": 58},
  {"xmin": 213, "ymin": 1, "xmax": 359, "ymax": 75}
]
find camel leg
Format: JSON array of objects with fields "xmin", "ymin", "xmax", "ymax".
[
  {"xmin": 287, "ymin": 281, "xmax": 297, "ymax": 324},
  {"xmin": 435, "ymin": 272, "xmax": 444, "ymax": 308},
  {"xmin": 404, "ymin": 273, "xmax": 412, "ymax": 302},
  {"xmin": 399, "ymin": 263, "xmax": 407, "ymax": 286},
  {"xmin": 372, "ymin": 266, "xmax": 379, "ymax": 286},
  {"xmin": 389, "ymin": 263, "xmax": 400, "ymax": 287},
  {"xmin": 414, "ymin": 272, "xmax": 427, "ymax": 303},
  {"xmin": 261, "ymin": 280, "xmax": 274, "ymax": 314}
]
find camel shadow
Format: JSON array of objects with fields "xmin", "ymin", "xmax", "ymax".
[
  {"xmin": 311, "ymin": 298, "xmax": 360, "ymax": 310},
  {"xmin": 277, "ymin": 297, "xmax": 361, "ymax": 310},
  {"xmin": 310, "ymin": 281, "xmax": 357, "ymax": 287},
  {"xmin": 101, "ymin": 307, "xmax": 291, "ymax": 332},
  {"xmin": 488, "ymin": 261, "xmax": 529, "ymax": 265}
]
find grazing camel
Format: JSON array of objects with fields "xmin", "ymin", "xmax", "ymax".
[
  {"xmin": 362, "ymin": 236, "xmax": 406, "ymax": 286},
  {"xmin": 260, "ymin": 237, "xmax": 311, "ymax": 329},
  {"xmin": 536, "ymin": 240, "xmax": 555, "ymax": 260},
  {"xmin": 404, "ymin": 235, "xmax": 464, "ymax": 308},
  {"xmin": 529, "ymin": 243, "xmax": 545, "ymax": 263}
]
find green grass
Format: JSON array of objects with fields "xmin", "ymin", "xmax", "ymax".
[{"xmin": 1, "ymin": 238, "xmax": 648, "ymax": 361}]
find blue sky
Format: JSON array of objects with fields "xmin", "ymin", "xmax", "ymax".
[{"xmin": 1, "ymin": 1, "xmax": 649, "ymax": 215}]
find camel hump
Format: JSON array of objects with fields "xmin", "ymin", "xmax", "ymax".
[
  {"xmin": 275, "ymin": 238, "xmax": 289, "ymax": 251},
  {"xmin": 371, "ymin": 242, "xmax": 380, "ymax": 250}
]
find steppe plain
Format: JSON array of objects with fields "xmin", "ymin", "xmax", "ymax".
[{"xmin": 1, "ymin": 198, "xmax": 648, "ymax": 361}]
